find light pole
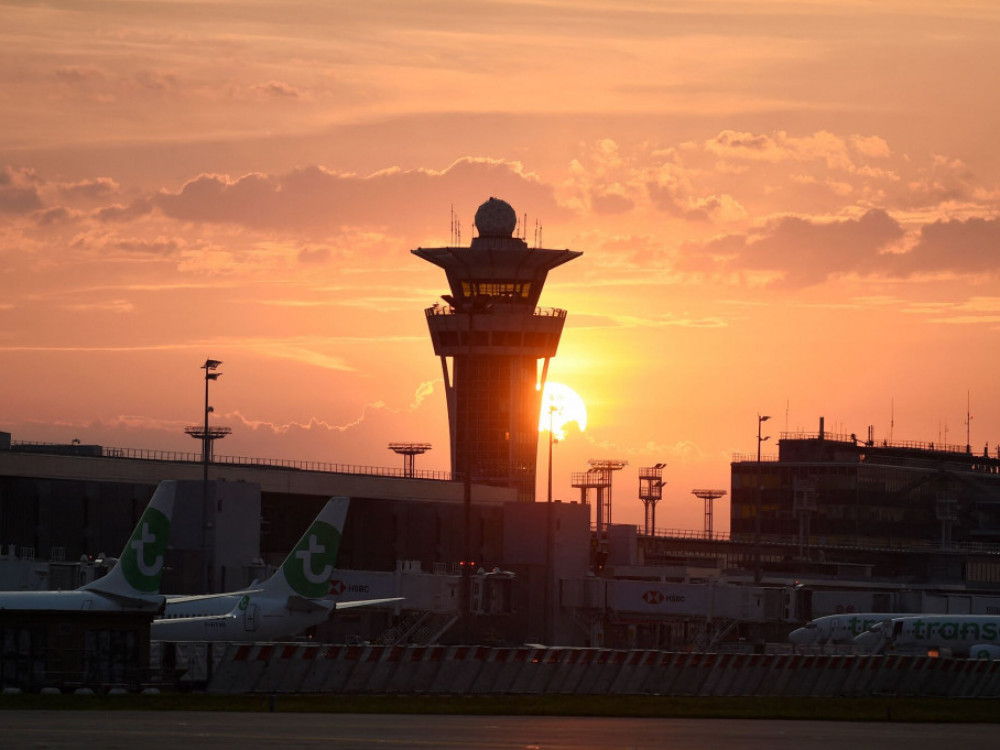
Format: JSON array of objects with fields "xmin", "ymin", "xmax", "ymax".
[
  {"xmin": 754, "ymin": 413, "xmax": 771, "ymax": 585},
  {"xmin": 547, "ymin": 404, "xmax": 557, "ymax": 504},
  {"xmin": 183, "ymin": 358, "xmax": 227, "ymax": 593},
  {"xmin": 545, "ymin": 403, "xmax": 558, "ymax": 644}
]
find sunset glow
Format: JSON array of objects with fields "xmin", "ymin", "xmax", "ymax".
[
  {"xmin": 2, "ymin": 2, "xmax": 1000, "ymax": 532},
  {"xmin": 539, "ymin": 382, "xmax": 588, "ymax": 442}
]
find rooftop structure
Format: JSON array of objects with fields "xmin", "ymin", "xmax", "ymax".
[{"xmin": 731, "ymin": 417, "xmax": 1000, "ymax": 556}]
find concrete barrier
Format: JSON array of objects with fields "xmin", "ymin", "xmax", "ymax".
[
  {"xmin": 201, "ymin": 643, "xmax": 1000, "ymax": 697},
  {"xmin": 207, "ymin": 644, "xmax": 269, "ymax": 694},
  {"xmin": 428, "ymin": 646, "xmax": 484, "ymax": 694},
  {"xmin": 253, "ymin": 644, "xmax": 317, "ymax": 694}
]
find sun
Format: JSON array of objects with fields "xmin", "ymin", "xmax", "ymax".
[{"xmin": 539, "ymin": 381, "xmax": 587, "ymax": 441}]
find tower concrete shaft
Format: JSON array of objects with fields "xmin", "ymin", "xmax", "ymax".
[{"xmin": 413, "ymin": 198, "xmax": 581, "ymax": 502}]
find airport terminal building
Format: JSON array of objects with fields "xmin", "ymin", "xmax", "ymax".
[{"xmin": 4, "ymin": 200, "xmax": 1000, "ymax": 690}]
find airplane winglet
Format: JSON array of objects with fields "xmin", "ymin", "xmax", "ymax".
[{"xmin": 334, "ymin": 596, "xmax": 404, "ymax": 611}]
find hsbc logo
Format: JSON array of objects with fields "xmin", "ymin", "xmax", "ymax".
[
  {"xmin": 642, "ymin": 591, "xmax": 686, "ymax": 605},
  {"xmin": 328, "ymin": 580, "xmax": 370, "ymax": 596}
]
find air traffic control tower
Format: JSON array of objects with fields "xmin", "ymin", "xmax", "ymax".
[{"xmin": 413, "ymin": 198, "xmax": 582, "ymax": 502}]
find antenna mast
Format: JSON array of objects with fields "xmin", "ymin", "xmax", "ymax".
[
  {"xmin": 966, "ymin": 391, "xmax": 973, "ymax": 453},
  {"xmin": 449, "ymin": 204, "xmax": 462, "ymax": 245}
]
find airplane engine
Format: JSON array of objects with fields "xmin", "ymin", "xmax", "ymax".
[{"xmin": 969, "ymin": 644, "xmax": 1000, "ymax": 660}]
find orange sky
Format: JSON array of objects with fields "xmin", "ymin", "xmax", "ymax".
[{"xmin": 2, "ymin": 1, "xmax": 999, "ymax": 534}]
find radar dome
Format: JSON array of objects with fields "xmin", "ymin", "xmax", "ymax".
[{"xmin": 474, "ymin": 197, "xmax": 517, "ymax": 239}]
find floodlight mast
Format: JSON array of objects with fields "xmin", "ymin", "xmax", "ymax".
[
  {"xmin": 587, "ymin": 459, "xmax": 628, "ymax": 537},
  {"xmin": 184, "ymin": 359, "xmax": 231, "ymax": 462},
  {"xmin": 691, "ymin": 489, "xmax": 727, "ymax": 540},
  {"xmin": 639, "ymin": 463, "xmax": 666, "ymax": 535},
  {"xmin": 388, "ymin": 443, "xmax": 432, "ymax": 477},
  {"xmin": 182, "ymin": 358, "xmax": 231, "ymax": 594}
]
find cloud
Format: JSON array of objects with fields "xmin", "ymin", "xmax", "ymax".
[
  {"xmin": 651, "ymin": 186, "xmax": 748, "ymax": 223},
  {"xmin": 95, "ymin": 199, "xmax": 154, "ymax": 222},
  {"xmin": 893, "ymin": 217, "xmax": 1000, "ymax": 276},
  {"xmin": 297, "ymin": 245, "xmax": 332, "ymax": 264},
  {"xmin": 58, "ymin": 177, "xmax": 121, "ymax": 200},
  {"xmin": 409, "ymin": 380, "xmax": 437, "ymax": 410},
  {"xmin": 227, "ymin": 408, "xmax": 382, "ymax": 436},
  {"xmin": 679, "ymin": 209, "xmax": 1000, "ymax": 287},
  {"xmin": 69, "ymin": 232, "xmax": 185, "ymax": 258},
  {"xmin": 153, "ymin": 158, "xmax": 563, "ymax": 237},
  {"xmin": 705, "ymin": 129, "xmax": 891, "ymax": 174},
  {"xmin": 226, "ymin": 380, "xmax": 439, "ymax": 440},
  {"xmin": 681, "ymin": 209, "xmax": 905, "ymax": 288},
  {"xmin": 63, "ymin": 299, "xmax": 136, "ymax": 314},
  {"xmin": 35, "ymin": 206, "xmax": 76, "ymax": 226},
  {"xmin": 591, "ymin": 189, "xmax": 634, "ymax": 215},
  {"xmin": 252, "ymin": 80, "xmax": 304, "ymax": 99},
  {"xmin": 0, "ymin": 166, "xmax": 44, "ymax": 214}
]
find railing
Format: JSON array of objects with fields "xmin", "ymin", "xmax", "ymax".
[
  {"xmin": 632, "ymin": 527, "xmax": 1000, "ymax": 556},
  {"xmin": 593, "ymin": 523, "xmax": 731, "ymax": 542},
  {"xmin": 425, "ymin": 305, "xmax": 566, "ymax": 318},
  {"xmin": 780, "ymin": 431, "xmax": 976, "ymax": 456},
  {"xmin": 730, "ymin": 453, "xmax": 779, "ymax": 463},
  {"xmin": 592, "ymin": 522, "xmax": 1000, "ymax": 556},
  {"xmin": 10, "ymin": 441, "xmax": 453, "ymax": 481}
]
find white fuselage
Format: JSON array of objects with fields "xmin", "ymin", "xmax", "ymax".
[
  {"xmin": 161, "ymin": 592, "xmax": 247, "ymax": 619},
  {"xmin": 152, "ymin": 594, "xmax": 329, "ymax": 642},
  {"xmin": 855, "ymin": 615, "xmax": 1000, "ymax": 656},
  {"xmin": 788, "ymin": 613, "xmax": 911, "ymax": 645},
  {"xmin": 0, "ymin": 590, "xmax": 163, "ymax": 612}
]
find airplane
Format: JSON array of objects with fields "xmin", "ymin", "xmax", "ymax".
[
  {"xmin": 787, "ymin": 613, "xmax": 913, "ymax": 646},
  {"xmin": 152, "ymin": 496, "xmax": 401, "ymax": 641},
  {"xmin": 0, "ymin": 480, "xmax": 176, "ymax": 612},
  {"xmin": 853, "ymin": 614, "xmax": 1000, "ymax": 659}
]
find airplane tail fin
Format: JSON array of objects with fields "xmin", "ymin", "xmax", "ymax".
[
  {"xmin": 81, "ymin": 480, "xmax": 176, "ymax": 599},
  {"xmin": 261, "ymin": 496, "xmax": 349, "ymax": 600}
]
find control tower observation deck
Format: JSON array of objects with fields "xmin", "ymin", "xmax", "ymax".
[{"xmin": 412, "ymin": 198, "xmax": 582, "ymax": 502}]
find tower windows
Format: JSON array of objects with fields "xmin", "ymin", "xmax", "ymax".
[{"xmin": 459, "ymin": 282, "xmax": 532, "ymax": 300}]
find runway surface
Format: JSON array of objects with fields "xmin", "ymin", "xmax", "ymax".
[{"xmin": 0, "ymin": 711, "xmax": 997, "ymax": 749}]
